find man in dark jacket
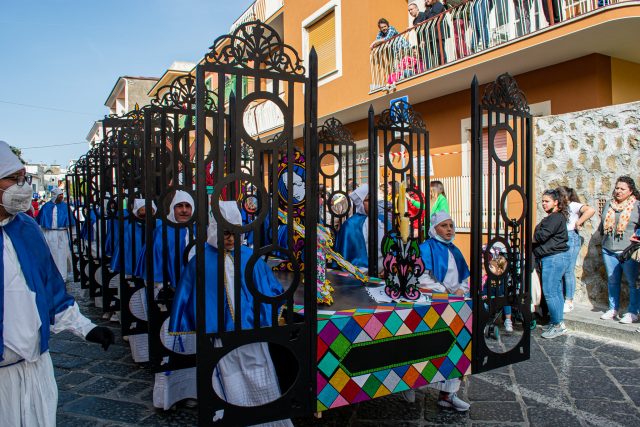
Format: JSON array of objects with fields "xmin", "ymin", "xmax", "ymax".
[
  {"xmin": 409, "ymin": 2, "xmax": 427, "ymax": 27},
  {"xmin": 425, "ymin": 0, "xmax": 446, "ymax": 19}
]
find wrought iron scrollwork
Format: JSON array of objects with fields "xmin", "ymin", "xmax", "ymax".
[
  {"xmin": 205, "ymin": 21, "xmax": 305, "ymax": 75},
  {"xmin": 318, "ymin": 117, "xmax": 355, "ymax": 144},
  {"xmin": 151, "ymin": 74, "xmax": 217, "ymax": 111},
  {"xmin": 482, "ymin": 73, "xmax": 530, "ymax": 113},
  {"xmin": 376, "ymin": 100, "xmax": 426, "ymax": 131}
]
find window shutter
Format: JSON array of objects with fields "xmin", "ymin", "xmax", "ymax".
[
  {"xmin": 308, "ymin": 11, "xmax": 337, "ymax": 77},
  {"xmin": 482, "ymin": 129, "xmax": 507, "ymax": 174}
]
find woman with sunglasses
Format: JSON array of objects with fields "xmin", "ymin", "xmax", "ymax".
[{"xmin": 533, "ymin": 189, "xmax": 570, "ymax": 339}]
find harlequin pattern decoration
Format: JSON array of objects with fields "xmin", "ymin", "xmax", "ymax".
[
  {"xmin": 381, "ymin": 234, "xmax": 424, "ymax": 301},
  {"xmin": 315, "ymin": 298, "xmax": 472, "ymax": 411}
]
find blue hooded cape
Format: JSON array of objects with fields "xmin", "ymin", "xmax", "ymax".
[
  {"xmin": 110, "ymin": 218, "xmax": 159, "ymax": 276},
  {"xmin": 419, "ymin": 238, "xmax": 470, "ymax": 284},
  {"xmin": 169, "ymin": 244, "xmax": 284, "ymax": 334},
  {"xmin": 334, "ymin": 213, "xmax": 369, "ymax": 269},
  {"xmin": 80, "ymin": 208, "xmax": 97, "ymax": 242},
  {"xmin": 135, "ymin": 223, "xmax": 190, "ymax": 286},
  {"xmin": 37, "ymin": 201, "xmax": 75, "ymax": 229},
  {"xmin": 0, "ymin": 214, "xmax": 75, "ymax": 362}
]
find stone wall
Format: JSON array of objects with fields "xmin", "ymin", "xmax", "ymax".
[{"xmin": 535, "ymin": 101, "xmax": 640, "ymax": 308}]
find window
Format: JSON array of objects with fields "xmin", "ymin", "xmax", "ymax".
[
  {"xmin": 482, "ymin": 129, "xmax": 507, "ymax": 175},
  {"xmin": 302, "ymin": 0, "xmax": 342, "ymax": 85}
]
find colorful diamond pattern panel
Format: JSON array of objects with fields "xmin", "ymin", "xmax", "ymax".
[{"xmin": 316, "ymin": 296, "xmax": 473, "ymax": 411}]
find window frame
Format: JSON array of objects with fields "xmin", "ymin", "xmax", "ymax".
[{"xmin": 301, "ymin": 0, "xmax": 343, "ymax": 86}]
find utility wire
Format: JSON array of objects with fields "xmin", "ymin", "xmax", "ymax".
[
  {"xmin": 20, "ymin": 142, "xmax": 89, "ymax": 150},
  {"xmin": 0, "ymin": 100, "xmax": 96, "ymax": 116}
]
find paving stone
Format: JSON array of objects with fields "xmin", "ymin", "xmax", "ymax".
[
  {"xmin": 519, "ymin": 384, "xmax": 570, "ymax": 408},
  {"xmin": 138, "ymin": 409, "xmax": 200, "ymax": 426},
  {"xmin": 594, "ymin": 345, "xmax": 640, "ymax": 362},
  {"xmin": 64, "ymin": 341, "xmax": 129, "ymax": 360},
  {"xmin": 54, "ymin": 367, "xmax": 70, "ymax": 378},
  {"xmin": 622, "ymin": 385, "xmax": 640, "ymax": 406},
  {"xmin": 64, "ymin": 396, "xmax": 149, "ymax": 424},
  {"xmin": 115, "ymin": 381, "xmax": 152, "ymax": 399},
  {"xmin": 513, "ymin": 362, "xmax": 558, "ymax": 385},
  {"xmin": 567, "ymin": 367, "xmax": 624, "ymax": 400},
  {"xmin": 542, "ymin": 344, "xmax": 591, "ymax": 358},
  {"xmin": 52, "ymin": 353, "xmax": 93, "ymax": 369},
  {"xmin": 594, "ymin": 353, "xmax": 636, "ymax": 368},
  {"xmin": 526, "ymin": 407, "xmax": 582, "ymax": 427},
  {"xmin": 608, "ymin": 367, "xmax": 640, "ymax": 386},
  {"xmin": 75, "ymin": 377, "xmax": 121, "ymax": 396},
  {"xmin": 55, "ymin": 414, "xmax": 104, "ymax": 427},
  {"xmin": 354, "ymin": 393, "xmax": 423, "ymax": 421},
  {"xmin": 469, "ymin": 402, "xmax": 524, "ymax": 422},
  {"xmin": 548, "ymin": 355, "xmax": 599, "ymax": 367},
  {"xmin": 58, "ymin": 372, "xmax": 94, "ymax": 391},
  {"xmin": 129, "ymin": 367, "xmax": 156, "ymax": 382},
  {"xmin": 294, "ymin": 405, "xmax": 354, "ymax": 426},
  {"xmin": 574, "ymin": 399, "xmax": 640, "ymax": 426},
  {"xmin": 352, "ymin": 421, "xmax": 421, "ymax": 427},
  {"xmin": 88, "ymin": 361, "xmax": 139, "ymax": 378},
  {"xmin": 423, "ymin": 402, "xmax": 469, "ymax": 425},
  {"xmin": 471, "ymin": 424, "xmax": 525, "ymax": 427},
  {"xmin": 58, "ymin": 391, "xmax": 82, "ymax": 407},
  {"xmin": 571, "ymin": 336, "xmax": 603, "ymax": 350},
  {"xmin": 467, "ymin": 377, "xmax": 516, "ymax": 402}
]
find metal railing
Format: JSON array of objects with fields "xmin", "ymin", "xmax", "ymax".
[
  {"xmin": 230, "ymin": 0, "xmax": 284, "ymax": 32},
  {"xmin": 242, "ymin": 92, "xmax": 286, "ymax": 136},
  {"xmin": 370, "ymin": 0, "xmax": 633, "ymax": 91}
]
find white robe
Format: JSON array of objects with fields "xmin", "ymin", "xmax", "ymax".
[
  {"xmin": 42, "ymin": 205, "xmax": 72, "ymax": 282},
  {"xmin": 1, "ymin": 221, "xmax": 95, "ymax": 427}
]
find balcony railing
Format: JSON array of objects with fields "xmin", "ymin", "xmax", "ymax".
[
  {"xmin": 230, "ymin": 0, "xmax": 284, "ymax": 32},
  {"xmin": 242, "ymin": 92, "xmax": 286, "ymax": 137},
  {"xmin": 370, "ymin": 0, "xmax": 633, "ymax": 91}
]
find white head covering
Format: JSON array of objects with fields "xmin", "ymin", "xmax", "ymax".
[
  {"xmin": 51, "ymin": 187, "xmax": 64, "ymax": 197},
  {"xmin": 207, "ymin": 201, "xmax": 242, "ymax": 248},
  {"xmin": 0, "ymin": 141, "xmax": 24, "ymax": 179},
  {"xmin": 349, "ymin": 184, "xmax": 369, "ymax": 215},
  {"xmin": 132, "ymin": 198, "xmax": 157, "ymax": 217},
  {"xmin": 429, "ymin": 211, "xmax": 454, "ymax": 239},
  {"xmin": 167, "ymin": 190, "xmax": 194, "ymax": 223}
]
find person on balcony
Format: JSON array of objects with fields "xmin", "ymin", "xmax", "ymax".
[
  {"xmin": 370, "ymin": 18, "xmax": 402, "ymax": 50},
  {"xmin": 409, "ymin": 2, "xmax": 428, "ymax": 27}
]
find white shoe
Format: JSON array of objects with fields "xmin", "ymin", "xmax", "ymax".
[
  {"xmin": 619, "ymin": 313, "xmax": 638, "ymax": 324},
  {"xmin": 401, "ymin": 390, "xmax": 416, "ymax": 403},
  {"xmin": 504, "ymin": 318, "xmax": 513, "ymax": 333},
  {"xmin": 600, "ymin": 309, "xmax": 618, "ymax": 320},
  {"xmin": 437, "ymin": 393, "xmax": 470, "ymax": 412},
  {"xmin": 563, "ymin": 301, "xmax": 574, "ymax": 313}
]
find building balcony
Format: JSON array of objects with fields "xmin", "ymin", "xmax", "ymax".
[
  {"xmin": 230, "ymin": 0, "xmax": 284, "ymax": 32},
  {"xmin": 369, "ymin": 0, "xmax": 639, "ymax": 93}
]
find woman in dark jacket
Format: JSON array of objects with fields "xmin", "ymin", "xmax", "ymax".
[{"xmin": 533, "ymin": 189, "xmax": 570, "ymax": 339}]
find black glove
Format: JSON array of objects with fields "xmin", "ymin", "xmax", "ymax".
[{"xmin": 86, "ymin": 326, "xmax": 115, "ymax": 350}]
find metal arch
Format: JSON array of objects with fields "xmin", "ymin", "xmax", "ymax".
[
  {"xmin": 317, "ymin": 117, "xmax": 357, "ymax": 236},
  {"xmin": 470, "ymin": 73, "xmax": 533, "ymax": 373},
  {"xmin": 194, "ymin": 21, "xmax": 318, "ymax": 426},
  {"xmin": 368, "ymin": 100, "xmax": 430, "ymax": 277}
]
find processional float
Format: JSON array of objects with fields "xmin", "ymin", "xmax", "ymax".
[{"xmin": 68, "ymin": 21, "xmax": 533, "ymax": 426}]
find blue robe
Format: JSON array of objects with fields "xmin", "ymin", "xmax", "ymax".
[
  {"xmin": 419, "ymin": 238, "xmax": 470, "ymax": 283},
  {"xmin": 135, "ymin": 223, "xmax": 190, "ymax": 286},
  {"xmin": 169, "ymin": 245, "xmax": 284, "ymax": 334},
  {"xmin": 110, "ymin": 218, "xmax": 155, "ymax": 276},
  {"xmin": 0, "ymin": 214, "xmax": 75, "ymax": 361},
  {"xmin": 80, "ymin": 209, "xmax": 98, "ymax": 242},
  {"xmin": 37, "ymin": 201, "xmax": 75, "ymax": 229},
  {"xmin": 334, "ymin": 213, "xmax": 369, "ymax": 269}
]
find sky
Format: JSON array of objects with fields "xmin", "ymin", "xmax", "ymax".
[{"xmin": 0, "ymin": 0, "xmax": 254, "ymax": 166}]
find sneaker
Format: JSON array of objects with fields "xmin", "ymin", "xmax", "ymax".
[
  {"xmin": 563, "ymin": 301, "xmax": 574, "ymax": 313},
  {"xmin": 504, "ymin": 318, "xmax": 513, "ymax": 333},
  {"xmin": 437, "ymin": 393, "xmax": 470, "ymax": 412},
  {"xmin": 541, "ymin": 322, "xmax": 567, "ymax": 339},
  {"xmin": 619, "ymin": 313, "xmax": 638, "ymax": 324},
  {"xmin": 600, "ymin": 309, "xmax": 618, "ymax": 320},
  {"xmin": 401, "ymin": 390, "xmax": 416, "ymax": 403}
]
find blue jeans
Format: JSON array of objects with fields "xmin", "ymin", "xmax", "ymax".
[
  {"xmin": 472, "ymin": 0, "xmax": 490, "ymax": 50},
  {"xmin": 541, "ymin": 251, "xmax": 570, "ymax": 324},
  {"xmin": 563, "ymin": 231, "xmax": 582, "ymax": 300},
  {"xmin": 602, "ymin": 248, "xmax": 640, "ymax": 314}
]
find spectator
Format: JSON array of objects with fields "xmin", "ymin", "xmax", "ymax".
[
  {"xmin": 409, "ymin": 2, "xmax": 427, "ymax": 27},
  {"xmin": 370, "ymin": 18, "xmax": 401, "ymax": 50},
  {"xmin": 599, "ymin": 176, "xmax": 640, "ymax": 323},
  {"xmin": 557, "ymin": 186, "xmax": 595, "ymax": 313},
  {"xmin": 424, "ymin": 0, "xmax": 446, "ymax": 19},
  {"xmin": 430, "ymin": 180, "xmax": 450, "ymax": 215},
  {"xmin": 533, "ymin": 189, "xmax": 570, "ymax": 339}
]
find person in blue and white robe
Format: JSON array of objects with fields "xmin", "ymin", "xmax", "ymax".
[
  {"xmin": 0, "ymin": 141, "xmax": 114, "ymax": 427},
  {"xmin": 407, "ymin": 211, "xmax": 470, "ymax": 411},
  {"xmin": 169, "ymin": 201, "xmax": 293, "ymax": 426},
  {"xmin": 37, "ymin": 187, "xmax": 74, "ymax": 281},
  {"xmin": 334, "ymin": 184, "xmax": 385, "ymax": 274}
]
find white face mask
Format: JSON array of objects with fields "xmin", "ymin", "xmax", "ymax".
[{"xmin": 0, "ymin": 184, "xmax": 33, "ymax": 215}]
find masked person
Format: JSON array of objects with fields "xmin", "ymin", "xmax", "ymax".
[
  {"xmin": 169, "ymin": 201, "xmax": 293, "ymax": 426},
  {"xmin": 334, "ymin": 184, "xmax": 385, "ymax": 274},
  {"xmin": 404, "ymin": 211, "xmax": 470, "ymax": 411},
  {"xmin": 36, "ymin": 187, "xmax": 75, "ymax": 281},
  {"xmin": 0, "ymin": 141, "xmax": 114, "ymax": 427}
]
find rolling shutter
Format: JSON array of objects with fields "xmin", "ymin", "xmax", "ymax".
[{"xmin": 307, "ymin": 11, "xmax": 337, "ymax": 77}]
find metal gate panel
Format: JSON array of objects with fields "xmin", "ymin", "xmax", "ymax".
[
  {"xmin": 193, "ymin": 21, "xmax": 317, "ymax": 426},
  {"xmin": 470, "ymin": 74, "xmax": 533, "ymax": 373}
]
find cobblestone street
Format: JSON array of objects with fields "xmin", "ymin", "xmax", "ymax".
[{"xmin": 53, "ymin": 283, "xmax": 640, "ymax": 427}]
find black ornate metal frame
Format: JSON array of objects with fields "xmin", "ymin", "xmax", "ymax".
[
  {"xmin": 141, "ymin": 74, "xmax": 216, "ymax": 372},
  {"xmin": 193, "ymin": 21, "xmax": 318, "ymax": 426},
  {"xmin": 85, "ymin": 146, "xmax": 103, "ymax": 301},
  {"xmin": 470, "ymin": 74, "xmax": 533, "ymax": 373},
  {"xmin": 368, "ymin": 100, "xmax": 430, "ymax": 277},
  {"xmin": 65, "ymin": 165, "xmax": 81, "ymax": 283},
  {"xmin": 318, "ymin": 117, "xmax": 356, "ymax": 235}
]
